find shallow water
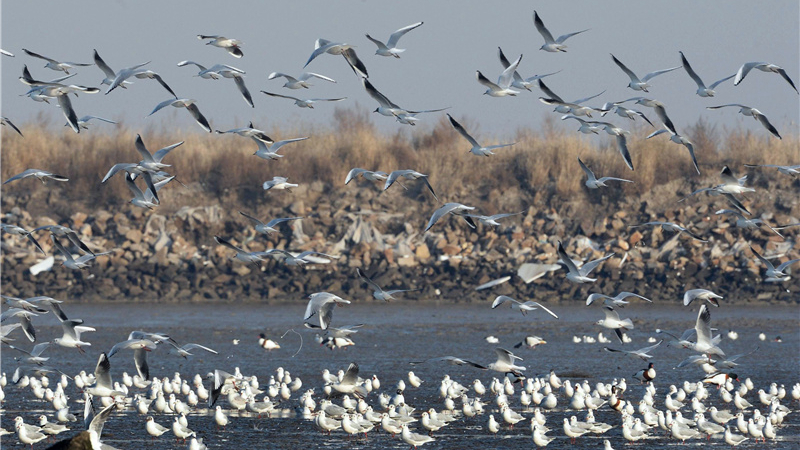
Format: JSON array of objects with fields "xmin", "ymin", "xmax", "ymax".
[{"xmin": 1, "ymin": 302, "xmax": 798, "ymax": 449}]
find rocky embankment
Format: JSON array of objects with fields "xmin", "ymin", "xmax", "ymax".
[{"xmin": 2, "ymin": 178, "xmax": 799, "ymax": 304}]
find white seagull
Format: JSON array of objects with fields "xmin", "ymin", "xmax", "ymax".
[
  {"xmin": 356, "ymin": 268, "xmax": 415, "ymax": 301},
  {"xmin": 239, "ymin": 212, "xmax": 301, "ymax": 235},
  {"xmin": 383, "ymin": 170, "xmax": 438, "ymax": 201},
  {"xmin": 22, "ymin": 48, "xmax": 91, "ymax": 74},
  {"xmin": 749, "ymin": 245, "xmax": 799, "ymax": 283},
  {"xmin": 262, "ymin": 176, "xmax": 298, "ymax": 191},
  {"xmin": 578, "ymin": 157, "xmax": 633, "ymax": 189},
  {"xmin": 491, "ymin": 296, "xmax": 559, "ymax": 318},
  {"xmin": 498, "ymin": 46, "xmax": 560, "ymax": 90},
  {"xmin": 105, "ymin": 62, "xmax": 177, "ymax": 97},
  {"xmin": 476, "ymin": 54, "xmax": 522, "ymax": 97},
  {"xmin": 268, "ymin": 71, "xmax": 336, "ymax": 89},
  {"xmin": 3, "ymin": 169, "xmax": 68, "ymax": 185},
  {"xmin": 365, "ymin": 22, "xmax": 423, "ymax": 58},
  {"xmin": 611, "ymin": 54, "xmax": 681, "ymax": 92},
  {"xmin": 304, "ymin": 292, "xmax": 351, "ymax": 330},
  {"xmin": 647, "ymin": 127, "xmax": 700, "ymax": 174},
  {"xmin": 532, "ymin": 10, "xmax": 588, "ymax": 52},
  {"xmin": 261, "ymin": 90, "xmax": 345, "ymax": 109},
  {"xmin": 488, "ymin": 348, "xmax": 526, "ymax": 376},
  {"xmin": 596, "ymin": 306, "xmax": 634, "ymax": 343},
  {"xmin": 197, "ymin": 35, "xmax": 243, "ymax": 58},
  {"xmin": 706, "ymin": 104, "xmax": 781, "ymax": 139},
  {"xmin": 147, "ymin": 98, "xmax": 211, "ymax": 132},
  {"xmin": 678, "ymin": 51, "xmax": 735, "ymax": 97},
  {"xmin": 556, "ymin": 241, "xmax": 614, "ymax": 283},
  {"xmin": 604, "ymin": 340, "xmax": 663, "ymax": 360},
  {"xmin": 734, "ymin": 61, "xmax": 797, "ymax": 93},
  {"xmin": 424, "ymin": 203, "xmax": 476, "ymax": 232},
  {"xmin": 447, "ymin": 114, "xmax": 515, "ymax": 156}
]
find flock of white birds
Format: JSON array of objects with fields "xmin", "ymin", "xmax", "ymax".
[{"xmin": 1, "ymin": 6, "xmax": 798, "ymax": 450}]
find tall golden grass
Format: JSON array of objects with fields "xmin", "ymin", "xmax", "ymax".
[{"xmin": 2, "ymin": 107, "xmax": 798, "ymax": 213}]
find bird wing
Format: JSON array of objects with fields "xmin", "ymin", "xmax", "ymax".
[
  {"xmin": 362, "ymin": 78, "xmax": 399, "ymax": 109},
  {"xmin": 345, "ymin": 168, "xmax": 367, "ymax": 184},
  {"xmin": 603, "ymin": 305, "xmax": 621, "ymax": 322},
  {"xmin": 641, "ymin": 65, "xmax": 682, "ymax": 82},
  {"xmin": 537, "ymin": 80, "xmax": 564, "ymax": 103},
  {"xmin": 491, "ymin": 295, "xmax": 517, "ymax": 309},
  {"xmin": 233, "ymin": 76, "xmax": 254, "ymax": 108},
  {"xmin": 185, "ymin": 103, "xmax": 211, "ymax": 132},
  {"xmin": 421, "ymin": 176, "xmax": 438, "ymax": 201},
  {"xmin": 555, "ymin": 28, "xmax": 589, "ymax": 44},
  {"xmin": 302, "ymin": 72, "xmax": 336, "ymax": 83},
  {"xmin": 571, "ymin": 90, "xmax": 606, "ymax": 105},
  {"xmin": 270, "ymin": 137, "xmax": 308, "ymax": 151},
  {"xmin": 497, "ymin": 54, "xmax": 522, "ymax": 88},
  {"xmin": 387, "ymin": 22, "xmax": 423, "ymax": 48},
  {"xmin": 4, "ymin": 169, "xmax": 39, "ymax": 184},
  {"xmin": 447, "ymin": 114, "xmax": 480, "ymax": 147},
  {"xmin": 93, "ymin": 50, "xmax": 117, "ymax": 78},
  {"xmin": 58, "ymin": 94, "xmax": 80, "ymax": 133},
  {"xmin": 580, "ymin": 253, "xmax": 614, "ymax": 276},
  {"xmin": 356, "ymin": 268, "xmax": 383, "ymax": 292},
  {"xmin": 708, "ymin": 74, "xmax": 735, "ymax": 90},
  {"xmin": 733, "ymin": 62, "xmax": 763, "ymax": 85},
  {"xmin": 177, "ymin": 60, "xmax": 207, "ymax": 71},
  {"xmin": 146, "ymin": 73, "xmax": 178, "ymax": 98},
  {"xmin": 341, "ymin": 48, "xmax": 368, "ymax": 78},
  {"xmin": 265, "ymin": 216, "xmax": 301, "ymax": 228},
  {"xmin": 723, "ymin": 193, "xmax": 751, "ymax": 215},
  {"xmin": 23, "ymin": 48, "xmax": 57, "ymax": 63},
  {"xmin": 679, "ymin": 51, "xmax": 706, "ymax": 89},
  {"xmin": 577, "ymin": 157, "xmax": 595, "ymax": 179},
  {"xmin": 124, "ymin": 174, "xmax": 145, "ymax": 200},
  {"xmin": 214, "ymin": 236, "xmax": 244, "ymax": 254},
  {"xmin": 754, "ymin": 112, "xmax": 781, "ymax": 139},
  {"xmin": 748, "ymin": 245, "xmax": 774, "ymax": 270},
  {"xmin": 775, "ymin": 258, "xmax": 800, "ymax": 272},
  {"xmin": 776, "ymin": 67, "xmax": 798, "ymax": 93},
  {"xmin": 261, "ymin": 90, "xmax": 300, "ymax": 102},
  {"xmin": 268, "ymin": 72, "xmax": 294, "ymax": 82},
  {"xmin": 94, "ymin": 353, "xmax": 113, "ymax": 389},
  {"xmin": 341, "ymin": 362, "xmax": 359, "ymax": 385},
  {"xmin": 476, "ymin": 71, "xmax": 501, "ymax": 90},
  {"xmin": 617, "ymin": 292, "xmax": 652, "ymax": 302},
  {"xmin": 425, "ymin": 203, "xmax": 466, "ymax": 232},
  {"xmin": 365, "ymin": 34, "xmax": 387, "ymax": 50},
  {"xmin": 635, "ymin": 340, "xmax": 663, "ymax": 355},
  {"xmin": 147, "ymin": 98, "xmax": 177, "ymax": 116},
  {"xmin": 151, "ymin": 141, "xmax": 183, "ymax": 163},
  {"xmin": 89, "ymin": 403, "xmax": 117, "ymax": 439},
  {"xmin": 586, "ymin": 293, "xmax": 609, "ymax": 306},
  {"xmin": 522, "ymin": 301, "xmax": 559, "ymax": 319},
  {"xmin": 495, "ymin": 347, "xmax": 521, "ymax": 364},
  {"xmin": 556, "ymin": 241, "xmax": 580, "ymax": 274},
  {"xmin": 304, "ymin": 41, "xmax": 338, "ymax": 67},
  {"xmin": 180, "ymin": 343, "xmax": 218, "ymax": 354},
  {"xmin": 532, "ymin": 11, "xmax": 555, "ymax": 44},
  {"xmin": 611, "ymin": 54, "xmax": 640, "ymax": 82},
  {"xmin": 695, "ymin": 305, "xmax": 713, "ymax": 346}
]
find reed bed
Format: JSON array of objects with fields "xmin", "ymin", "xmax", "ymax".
[{"xmin": 2, "ymin": 108, "xmax": 797, "ymax": 214}]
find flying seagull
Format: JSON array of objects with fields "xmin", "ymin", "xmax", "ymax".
[
  {"xmin": 22, "ymin": 48, "xmax": 91, "ymax": 74},
  {"xmin": 578, "ymin": 157, "xmax": 633, "ymax": 189},
  {"xmin": 734, "ymin": 61, "xmax": 797, "ymax": 93},
  {"xmin": 532, "ymin": 10, "xmax": 588, "ymax": 52},
  {"xmin": 491, "ymin": 296, "xmax": 559, "ymax": 318},
  {"xmin": 447, "ymin": 114, "xmax": 515, "ymax": 156},
  {"xmin": 610, "ymin": 54, "xmax": 681, "ymax": 92},
  {"xmin": 556, "ymin": 241, "xmax": 614, "ymax": 283},
  {"xmin": 197, "ymin": 35, "xmax": 243, "ymax": 58},
  {"xmin": 678, "ymin": 51, "xmax": 735, "ymax": 97},
  {"xmin": 706, "ymin": 104, "xmax": 781, "ymax": 139},
  {"xmin": 365, "ymin": 22, "xmax": 424, "ymax": 58},
  {"xmin": 147, "ymin": 98, "xmax": 211, "ymax": 132}
]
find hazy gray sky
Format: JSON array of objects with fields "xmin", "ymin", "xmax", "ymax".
[{"xmin": 1, "ymin": 0, "xmax": 798, "ymax": 139}]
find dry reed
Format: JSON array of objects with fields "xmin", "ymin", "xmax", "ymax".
[{"xmin": 2, "ymin": 107, "xmax": 798, "ymax": 215}]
